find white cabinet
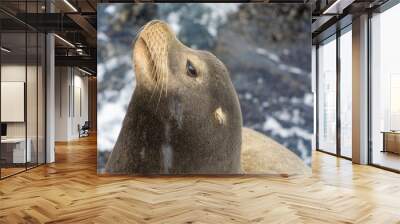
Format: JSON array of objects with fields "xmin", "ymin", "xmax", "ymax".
[{"xmin": 1, "ymin": 138, "xmax": 32, "ymax": 163}]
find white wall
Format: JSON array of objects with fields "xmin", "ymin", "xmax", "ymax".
[
  {"xmin": 54, "ymin": 67, "xmax": 89, "ymax": 141},
  {"xmin": 55, "ymin": 66, "xmax": 69, "ymax": 141},
  {"xmin": 1, "ymin": 65, "xmax": 26, "ymax": 134},
  {"xmin": 1, "ymin": 65, "xmax": 39, "ymax": 138},
  {"xmin": 72, "ymin": 73, "xmax": 89, "ymax": 138}
]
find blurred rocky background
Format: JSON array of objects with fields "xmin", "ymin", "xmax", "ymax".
[{"xmin": 97, "ymin": 3, "xmax": 313, "ymax": 172}]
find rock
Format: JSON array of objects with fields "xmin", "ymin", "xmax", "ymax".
[{"xmin": 241, "ymin": 128, "xmax": 311, "ymax": 176}]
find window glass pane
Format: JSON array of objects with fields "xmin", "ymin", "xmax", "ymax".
[
  {"xmin": 0, "ymin": 0, "xmax": 46, "ymax": 179},
  {"xmin": 26, "ymin": 1, "xmax": 39, "ymax": 169},
  {"xmin": 1, "ymin": 30, "xmax": 27, "ymax": 177},
  {"xmin": 340, "ymin": 29, "xmax": 352, "ymax": 158},
  {"xmin": 318, "ymin": 36, "xmax": 337, "ymax": 154},
  {"xmin": 38, "ymin": 32, "xmax": 45, "ymax": 165},
  {"xmin": 27, "ymin": 30, "xmax": 38, "ymax": 169},
  {"xmin": 371, "ymin": 3, "xmax": 400, "ymax": 171}
]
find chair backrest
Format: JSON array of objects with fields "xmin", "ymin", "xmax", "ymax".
[{"xmin": 82, "ymin": 121, "xmax": 90, "ymax": 129}]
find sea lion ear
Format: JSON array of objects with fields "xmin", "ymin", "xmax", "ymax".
[{"xmin": 214, "ymin": 107, "xmax": 226, "ymax": 126}]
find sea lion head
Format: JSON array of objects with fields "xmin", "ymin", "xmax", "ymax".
[
  {"xmin": 109, "ymin": 20, "xmax": 242, "ymax": 174},
  {"xmin": 133, "ymin": 20, "xmax": 239, "ymax": 114}
]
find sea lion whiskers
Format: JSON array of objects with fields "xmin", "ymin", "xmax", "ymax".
[
  {"xmin": 143, "ymin": 40, "xmax": 162, "ymax": 109},
  {"xmin": 144, "ymin": 38, "xmax": 169, "ymax": 110},
  {"xmin": 147, "ymin": 40, "xmax": 164, "ymax": 102},
  {"xmin": 148, "ymin": 47, "xmax": 160, "ymax": 101},
  {"xmin": 139, "ymin": 21, "xmax": 171, "ymax": 104},
  {"xmin": 149, "ymin": 57, "xmax": 159, "ymax": 101},
  {"xmin": 155, "ymin": 46, "xmax": 167, "ymax": 111},
  {"xmin": 163, "ymin": 43, "xmax": 169, "ymax": 98},
  {"xmin": 159, "ymin": 44, "xmax": 169, "ymax": 99},
  {"xmin": 135, "ymin": 33, "xmax": 159, "ymax": 100},
  {"xmin": 165, "ymin": 58, "xmax": 169, "ymax": 97}
]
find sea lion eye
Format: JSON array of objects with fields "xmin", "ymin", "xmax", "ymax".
[{"xmin": 186, "ymin": 60, "xmax": 197, "ymax": 78}]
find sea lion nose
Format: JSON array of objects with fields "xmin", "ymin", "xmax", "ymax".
[
  {"xmin": 142, "ymin": 20, "xmax": 174, "ymax": 37},
  {"xmin": 139, "ymin": 20, "xmax": 176, "ymax": 57}
]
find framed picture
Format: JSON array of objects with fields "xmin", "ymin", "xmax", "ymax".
[{"xmin": 97, "ymin": 3, "xmax": 312, "ymax": 175}]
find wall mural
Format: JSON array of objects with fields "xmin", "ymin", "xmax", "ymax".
[{"xmin": 97, "ymin": 3, "xmax": 312, "ymax": 175}]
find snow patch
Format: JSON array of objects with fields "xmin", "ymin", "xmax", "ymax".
[
  {"xmin": 256, "ymin": 48, "xmax": 281, "ymax": 63},
  {"xmin": 98, "ymin": 32, "xmax": 109, "ymax": 42},
  {"xmin": 244, "ymin": 92, "xmax": 252, "ymax": 100},
  {"xmin": 262, "ymin": 116, "xmax": 312, "ymax": 140},
  {"xmin": 202, "ymin": 3, "xmax": 240, "ymax": 36},
  {"xmin": 98, "ymin": 67, "xmax": 135, "ymax": 152},
  {"xmin": 303, "ymin": 93, "xmax": 314, "ymax": 106},
  {"xmin": 105, "ymin": 5, "xmax": 116, "ymax": 14},
  {"xmin": 167, "ymin": 12, "xmax": 181, "ymax": 34},
  {"xmin": 277, "ymin": 110, "xmax": 291, "ymax": 122},
  {"xmin": 278, "ymin": 64, "xmax": 307, "ymax": 76}
]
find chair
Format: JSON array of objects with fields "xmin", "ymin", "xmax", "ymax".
[{"xmin": 79, "ymin": 121, "xmax": 90, "ymax": 138}]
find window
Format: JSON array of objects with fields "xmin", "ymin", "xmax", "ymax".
[
  {"xmin": 0, "ymin": 1, "xmax": 47, "ymax": 179},
  {"xmin": 370, "ymin": 3, "xmax": 400, "ymax": 171},
  {"xmin": 339, "ymin": 28, "xmax": 352, "ymax": 158},
  {"xmin": 317, "ymin": 36, "xmax": 337, "ymax": 154}
]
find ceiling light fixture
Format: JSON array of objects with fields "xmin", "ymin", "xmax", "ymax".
[
  {"xmin": 54, "ymin": 34, "xmax": 75, "ymax": 48},
  {"xmin": 78, "ymin": 67, "xmax": 93, "ymax": 76},
  {"xmin": 76, "ymin": 48, "xmax": 85, "ymax": 55},
  {"xmin": 1, "ymin": 47, "xmax": 11, "ymax": 53},
  {"xmin": 63, "ymin": 0, "xmax": 78, "ymax": 12}
]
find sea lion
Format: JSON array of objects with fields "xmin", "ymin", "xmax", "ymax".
[
  {"xmin": 241, "ymin": 128, "xmax": 311, "ymax": 176},
  {"xmin": 105, "ymin": 20, "xmax": 243, "ymax": 174}
]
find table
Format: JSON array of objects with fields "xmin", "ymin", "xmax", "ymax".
[
  {"xmin": 1, "ymin": 138, "xmax": 31, "ymax": 163},
  {"xmin": 382, "ymin": 131, "xmax": 400, "ymax": 154}
]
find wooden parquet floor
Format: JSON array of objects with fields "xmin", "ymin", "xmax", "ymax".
[{"xmin": 1, "ymin": 135, "xmax": 400, "ymax": 224}]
